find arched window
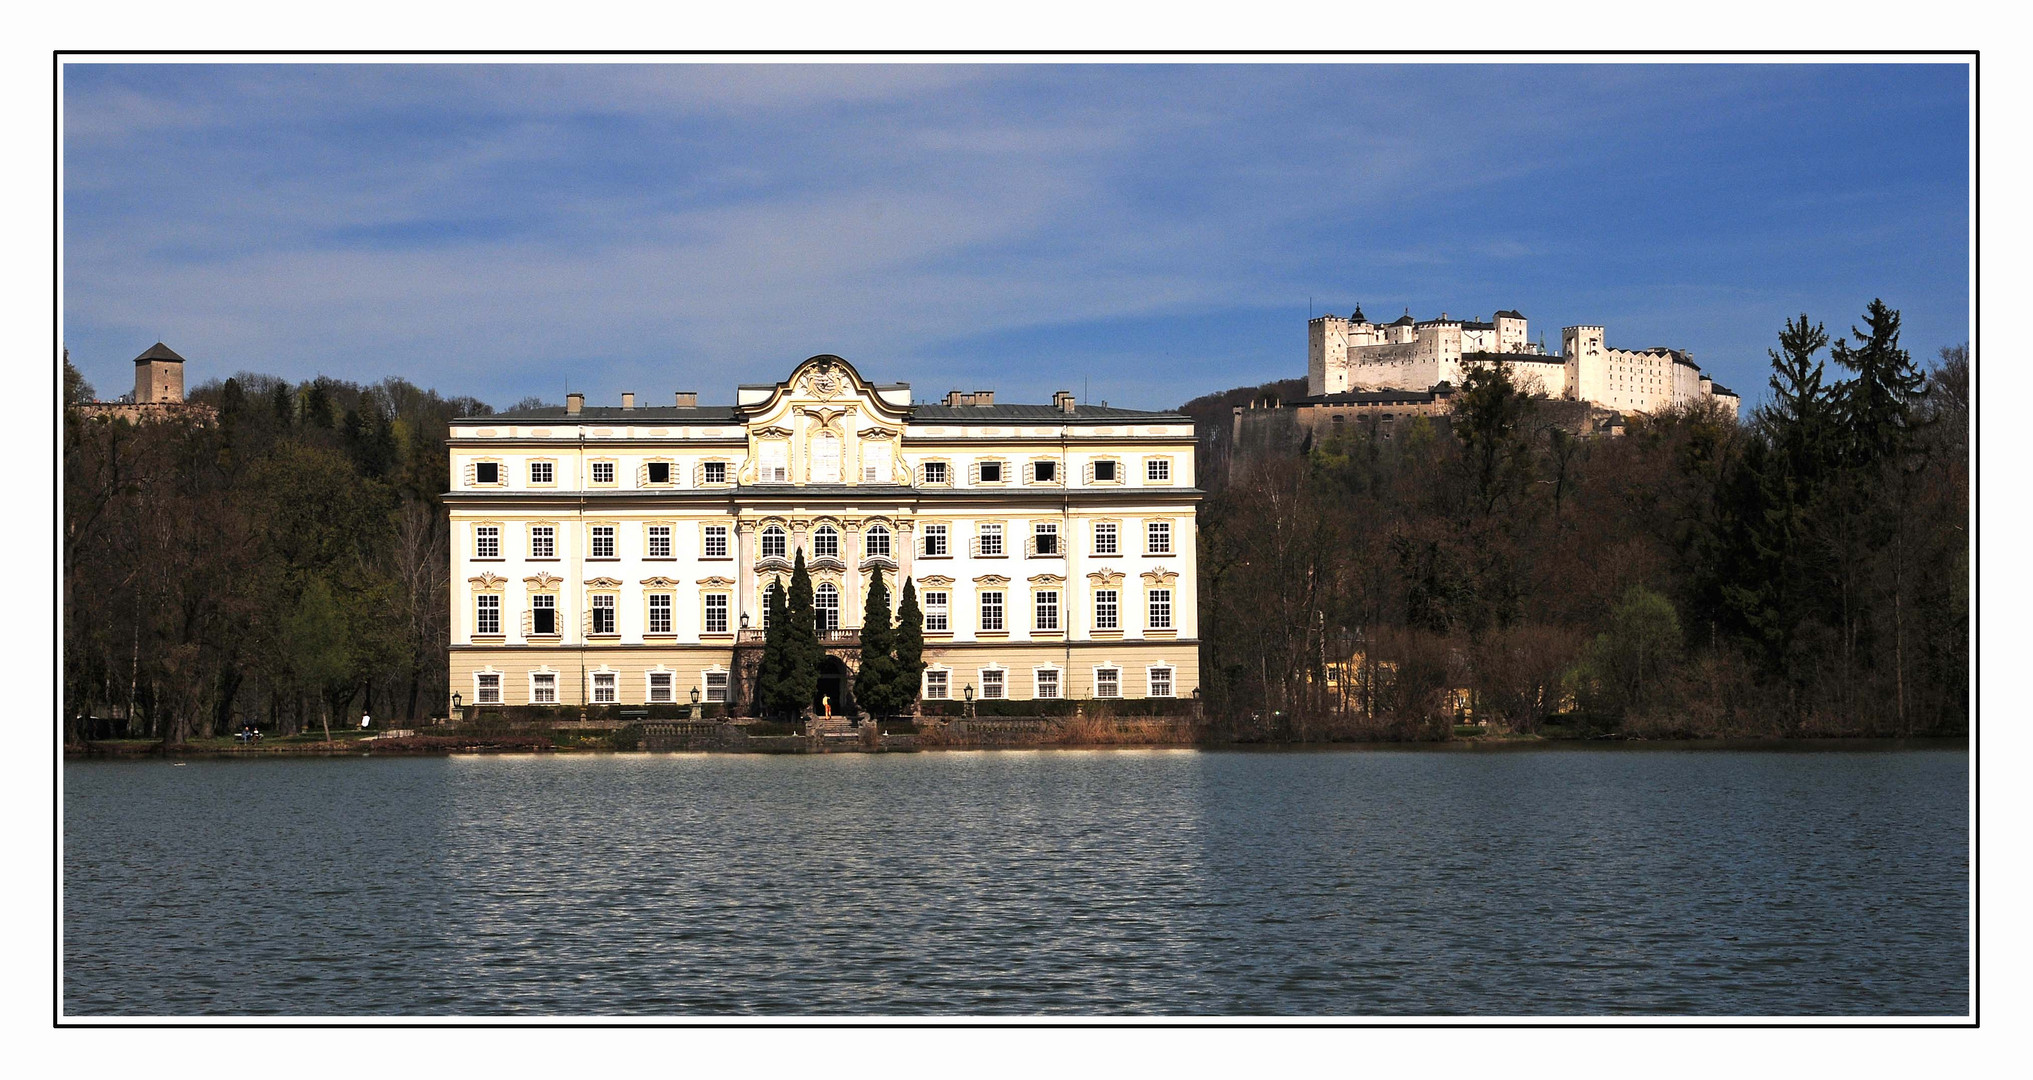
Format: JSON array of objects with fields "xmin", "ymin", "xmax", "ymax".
[
  {"xmin": 815, "ymin": 582, "xmax": 840, "ymax": 631},
  {"xmin": 813, "ymin": 524, "xmax": 840, "ymax": 559},
  {"xmin": 761, "ymin": 524, "xmax": 787, "ymax": 559},
  {"xmin": 865, "ymin": 523, "xmax": 891, "ymax": 559}
]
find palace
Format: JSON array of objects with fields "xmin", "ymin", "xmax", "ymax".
[
  {"xmin": 1307, "ymin": 306, "xmax": 1739, "ymax": 417},
  {"xmin": 445, "ymin": 354, "xmax": 1201, "ymax": 713}
]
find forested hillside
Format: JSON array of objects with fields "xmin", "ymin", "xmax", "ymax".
[
  {"xmin": 62, "ymin": 365, "xmax": 498, "ymax": 742},
  {"xmin": 1193, "ymin": 301, "xmax": 1969, "ymax": 740}
]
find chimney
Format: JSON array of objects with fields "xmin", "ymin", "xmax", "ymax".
[
  {"xmin": 674, "ymin": 391, "xmax": 697, "ymax": 408},
  {"xmin": 565, "ymin": 393, "xmax": 584, "ymax": 416},
  {"xmin": 944, "ymin": 390, "xmax": 965, "ymax": 407},
  {"xmin": 971, "ymin": 390, "xmax": 994, "ymax": 406},
  {"xmin": 621, "ymin": 392, "xmax": 636, "ymax": 410},
  {"xmin": 1053, "ymin": 390, "xmax": 1075, "ymax": 414}
]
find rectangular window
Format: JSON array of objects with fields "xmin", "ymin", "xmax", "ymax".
[
  {"xmin": 705, "ymin": 671, "xmax": 728, "ymax": 703},
  {"xmin": 591, "ymin": 525, "xmax": 615, "ymax": 559},
  {"xmin": 978, "ymin": 461, "xmax": 1003, "ymax": 483},
  {"xmin": 475, "ymin": 594, "xmax": 500, "ymax": 635},
  {"xmin": 476, "ymin": 525, "xmax": 500, "ymax": 559},
  {"xmin": 703, "ymin": 525, "xmax": 728, "ymax": 558},
  {"xmin": 1033, "ymin": 523, "xmax": 1059, "ymax": 556},
  {"xmin": 1148, "ymin": 521, "xmax": 1172, "ymax": 555},
  {"xmin": 924, "ymin": 591, "xmax": 949, "ymax": 632},
  {"xmin": 1035, "ymin": 590, "xmax": 1060, "ymax": 631},
  {"xmin": 1096, "ymin": 668, "xmax": 1120, "ymax": 698},
  {"xmin": 647, "ymin": 462, "xmax": 672, "ymax": 485},
  {"xmin": 591, "ymin": 594, "xmax": 615, "ymax": 635},
  {"xmin": 760, "ymin": 443, "xmax": 788, "ymax": 483},
  {"xmin": 532, "ymin": 673, "xmax": 556, "ymax": 704},
  {"xmin": 980, "ymin": 591, "xmax": 1004, "ymax": 632},
  {"xmin": 1036, "ymin": 669, "xmax": 1060, "ymax": 699},
  {"xmin": 648, "ymin": 525, "xmax": 672, "ymax": 559},
  {"xmin": 703, "ymin": 461, "xmax": 727, "ymax": 484},
  {"xmin": 1150, "ymin": 668, "xmax": 1174, "ymax": 698},
  {"xmin": 476, "ymin": 673, "xmax": 501, "ymax": 704},
  {"xmin": 1093, "ymin": 522, "xmax": 1118, "ymax": 556},
  {"xmin": 593, "ymin": 673, "xmax": 616, "ymax": 703},
  {"xmin": 648, "ymin": 594, "xmax": 672, "ymax": 635},
  {"xmin": 922, "ymin": 461, "xmax": 948, "ymax": 485},
  {"xmin": 649, "ymin": 672, "xmax": 673, "ymax": 703},
  {"xmin": 981, "ymin": 670, "xmax": 1004, "ymax": 699},
  {"xmin": 530, "ymin": 461, "xmax": 554, "ymax": 485},
  {"xmin": 978, "ymin": 523, "xmax": 1003, "ymax": 557},
  {"xmin": 474, "ymin": 461, "xmax": 500, "ymax": 485},
  {"xmin": 1146, "ymin": 458, "xmax": 1170, "ymax": 482},
  {"xmin": 1095, "ymin": 589, "xmax": 1119, "ymax": 630},
  {"xmin": 863, "ymin": 441, "xmax": 892, "ymax": 483},
  {"xmin": 704, "ymin": 594, "xmax": 729, "ymax": 635},
  {"xmin": 1092, "ymin": 460, "xmax": 1117, "ymax": 482},
  {"xmin": 1149, "ymin": 588, "xmax": 1173, "ymax": 630},
  {"xmin": 1033, "ymin": 460, "xmax": 1057, "ymax": 483},
  {"xmin": 925, "ymin": 670, "xmax": 949, "ymax": 700},
  {"xmin": 591, "ymin": 461, "xmax": 615, "ymax": 485},
  {"xmin": 923, "ymin": 524, "xmax": 949, "ymax": 557},
  {"xmin": 531, "ymin": 526, "xmax": 555, "ymax": 559},
  {"xmin": 531, "ymin": 594, "xmax": 556, "ymax": 636}
]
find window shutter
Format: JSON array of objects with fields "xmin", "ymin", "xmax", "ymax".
[
  {"xmin": 637, "ymin": 462, "xmax": 650, "ymax": 486},
  {"xmin": 915, "ymin": 464, "xmax": 926, "ymax": 486},
  {"xmin": 692, "ymin": 461, "xmax": 703, "ymax": 486},
  {"xmin": 1082, "ymin": 461, "xmax": 1094, "ymax": 484},
  {"xmin": 969, "ymin": 535, "xmax": 981, "ymax": 558},
  {"xmin": 968, "ymin": 462, "xmax": 981, "ymax": 485},
  {"xmin": 463, "ymin": 462, "xmax": 476, "ymax": 485},
  {"xmin": 521, "ymin": 609, "xmax": 532, "ymax": 636}
]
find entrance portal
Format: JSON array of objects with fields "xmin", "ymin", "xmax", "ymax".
[{"xmin": 814, "ymin": 655, "xmax": 854, "ymax": 717}]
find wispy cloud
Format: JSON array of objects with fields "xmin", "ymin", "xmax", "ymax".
[{"xmin": 60, "ymin": 62, "xmax": 1969, "ymax": 409}]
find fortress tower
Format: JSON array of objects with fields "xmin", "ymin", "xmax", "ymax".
[{"xmin": 132, "ymin": 342, "xmax": 186, "ymax": 404}]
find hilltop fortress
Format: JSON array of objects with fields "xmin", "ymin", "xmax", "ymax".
[{"xmin": 1307, "ymin": 305, "xmax": 1739, "ymax": 417}]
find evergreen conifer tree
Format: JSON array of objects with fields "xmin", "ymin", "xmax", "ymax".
[
  {"xmin": 755, "ymin": 579, "xmax": 789, "ymax": 717},
  {"xmin": 781, "ymin": 550, "xmax": 820, "ymax": 716},
  {"xmin": 893, "ymin": 578, "xmax": 925, "ymax": 709},
  {"xmin": 854, "ymin": 564, "xmax": 900, "ymax": 716},
  {"xmin": 1830, "ymin": 298, "xmax": 1925, "ymax": 469}
]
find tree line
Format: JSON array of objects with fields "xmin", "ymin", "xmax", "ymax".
[
  {"xmin": 1187, "ymin": 300, "xmax": 1968, "ymax": 740},
  {"xmin": 62, "ymin": 361, "xmax": 492, "ymax": 743}
]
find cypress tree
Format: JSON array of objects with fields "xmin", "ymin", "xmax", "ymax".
[
  {"xmin": 754, "ymin": 579, "xmax": 789, "ymax": 717},
  {"xmin": 893, "ymin": 577, "xmax": 925, "ymax": 709},
  {"xmin": 854, "ymin": 564, "xmax": 900, "ymax": 717},
  {"xmin": 781, "ymin": 549, "xmax": 820, "ymax": 716}
]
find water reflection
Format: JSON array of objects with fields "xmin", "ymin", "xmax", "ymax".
[{"xmin": 64, "ymin": 748, "xmax": 1967, "ymax": 1016}]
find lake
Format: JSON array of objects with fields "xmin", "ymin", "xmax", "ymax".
[{"xmin": 62, "ymin": 746, "xmax": 1969, "ymax": 1016}]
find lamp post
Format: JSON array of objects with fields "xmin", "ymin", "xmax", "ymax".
[
  {"xmin": 963, "ymin": 682, "xmax": 975, "ymax": 719},
  {"xmin": 740, "ymin": 611, "xmax": 750, "ymax": 631},
  {"xmin": 451, "ymin": 691, "xmax": 462, "ymax": 726},
  {"xmin": 690, "ymin": 685, "xmax": 703, "ymax": 720}
]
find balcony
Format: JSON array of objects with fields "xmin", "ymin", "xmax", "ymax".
[{"xmin": 736, "ymin": 627, "xmax": 861, "ymax": 646}]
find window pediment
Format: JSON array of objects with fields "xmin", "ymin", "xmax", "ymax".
[
  {"xmin": 916, "ymin": 575, "xmax": 956, "ymax": 588},
  {"xmin": 468, "ymin": 571, "xmax": 507, "ymax": 589},
  {"xmin": 972, "ymin": 574, "xmax": 1011, "ymax": 587},
  {"xmin": 584, "ymin": 576, "xmax": 623, "ymax": 589},
  {"xmin": 696, "ymin": 576, "xmax": 737, "ymax": 588},
  {"xmin": 1141, "ymin": 567, "xmax": 1179, "ymax": 586},
  {"xmin": 523, "ymin": 572, "xmax": 564, "ymax": 590},
  {"xmin": 640, "ymin": 576, "xmax": 683, "ymax": 589}
]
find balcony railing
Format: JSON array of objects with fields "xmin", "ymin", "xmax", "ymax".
[{"xmin": 736, "ymin": 627, "xmax": 861, "ymax": 645}]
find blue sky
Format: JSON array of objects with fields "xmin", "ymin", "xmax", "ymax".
[{"xmin": 61, "ymin": 62, "xmax": 1970, "ymax": 412}]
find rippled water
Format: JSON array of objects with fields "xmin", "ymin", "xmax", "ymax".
[{"xmin": 62, "ymin": 747, "xmax": 1968, "ymax": 1016}]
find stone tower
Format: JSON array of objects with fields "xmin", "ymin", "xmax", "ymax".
[{"xmin": 132, "ymin": 342, "xmax": 186, "ymax": 404}]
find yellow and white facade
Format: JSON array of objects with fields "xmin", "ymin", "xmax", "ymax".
[{"xmin": 446, "ymin": 355, "xmax": 1201, "ymax": 710}]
